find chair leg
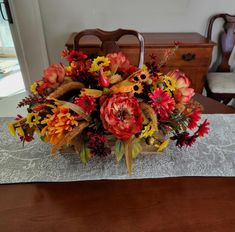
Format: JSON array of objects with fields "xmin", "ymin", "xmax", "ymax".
[{"xmin": 222, "ymin": 98, "xmax": 232, "ymax": 105}]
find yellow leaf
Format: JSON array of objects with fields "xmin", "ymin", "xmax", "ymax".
[
  {"xmin": 111, "ymin": 80, "xmax": 135, "ymax": 93},
  {"xmin": 131, "ymin": 138, "xmax": 142, "ymax": 159},
  {"xmin": 124, "ymin": 140, "xmax": 133, "ymax": 175},
  {"xmin": 8, "ymin": 123, "xmax": 16, "ymax": 136},
  {"xmin": 155, "ymin": 140, "xmax": 169, "ymax": 152},
  {"xmin": 80, "ymin": 88, "xmax": 103, "ymax": 98},
  {"xmin": 55, "ymin": 100, "xmax": 90, "ymax": 121},
  {"xmin": 109, "ymin": 74, "xmax": 123, "ymax": 84}
]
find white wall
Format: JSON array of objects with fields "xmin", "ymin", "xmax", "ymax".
[{"xmin": 38, "ymin": 0, "xmax": 235, "ymax": 70}]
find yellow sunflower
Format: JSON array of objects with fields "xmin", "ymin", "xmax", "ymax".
[
  {"xmin": 26, "ymin": 112, "xmax": 41, "ymax": 128},
  {"xmin": 131, "ymin": 70, "xmax": 150, "ymax": 83},
  {"xmin": 89, "ymin": 56, "xmax": 110, "ymax": 72},
  {"xmin": 163, "ymin": 75, "xmax": 176, "ymax": 91},
  {"xmin": 132, "ymin": 82, "xmax": 143, "ymax": 94},
  {"xmin": 140, "ymin": 122, "xmax": 156, "ymax": 138}
]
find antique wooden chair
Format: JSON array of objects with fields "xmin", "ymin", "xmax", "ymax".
[
  {"xmin": 73, "ymin": 28, "xmax": 144, "ymax": 68},
  {"xmin": 206, "ymin": 13, "xmax": 235, "ymax": 104}
]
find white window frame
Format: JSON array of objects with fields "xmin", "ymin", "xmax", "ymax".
[{"xmin": 8, "ymin": 0, "xmax": 48, "ymax": 91}]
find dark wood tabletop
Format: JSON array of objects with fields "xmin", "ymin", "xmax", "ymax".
[{"xmin": 0, "ymin": 94, "xmax": 235, "ymax": 232}]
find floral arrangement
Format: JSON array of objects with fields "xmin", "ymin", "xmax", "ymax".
[{"xmin": 8, "ymin": 48, "xmax": 209, "ymax": 175}]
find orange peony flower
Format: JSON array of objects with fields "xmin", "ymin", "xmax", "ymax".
[
  {"xmin": 43, "ymin": 64, "xmax": 65, "ymax": 89},
  {"xmin": 100, "ymin": 93, "xmax": 143, "ymax": 141},
  {"xmin": 168, "ymin": 69, "xmax": 195, "ymax": 103},
  {"xmin": 41, "ymin": 106, "xmax": 78, "ymax": 144},
  {"xmin": 107, "ymin": 52, "xmax": 130, "ymax": 73},
  {"xmin": 174, "ymin": 87, "xmax": 195, "ymax": 104}
]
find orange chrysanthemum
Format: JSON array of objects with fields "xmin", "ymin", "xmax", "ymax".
[{"xmin": 41, "ymin": 105, "xmax": 79, "ymax": 144}]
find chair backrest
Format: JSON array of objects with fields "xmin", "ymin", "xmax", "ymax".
[
  {"xmin": 207, "ymin": 13, "xmax": 235, "ymax": 72},
  {"xmin": 73, "ymin": 28, "xmax": 144, "ymax": 68}
]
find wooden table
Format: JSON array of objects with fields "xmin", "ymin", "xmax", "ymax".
[
  {"xmin": 0, "ymin": 95, "xmax": 235, "ymax": 232},
  {"xmin": 66, "ymin": 32, "xmax": 215, "ymax": 93}
]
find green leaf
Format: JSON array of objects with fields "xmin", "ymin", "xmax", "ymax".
[
  {"xmin": 40, "ymin": 136, "xmax": 45, "ymax": 141},
  {"xmin": 131, "ymin": 139, "xmax": 142, "ymax": 159},
  {"xmin": 115, "ymin": 140, "xmax": 124, "ymax": 162},
  {"xmin": 106, "ymin": 135, "xmax": 116, "ymax": 142},
  {"xmin": 80, "ymin": 143, "xmax": 91, "ymax": 164},
  {"xmin": 103, "ymin": 88, "xmax": 111, "ymax": 94}
]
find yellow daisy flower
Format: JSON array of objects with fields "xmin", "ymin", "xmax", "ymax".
[
  {"xmin": 163, "ymin": 75, "xmax": 176, "ymax": 91},
  {"xmin": 26, "ymin": 112, "xmax": 41, "ymax": 128},
  {"xmin": 89, "ymin": 56, "xmax": 110, "ymax": 72},
  {"xmin": 155, "ymin": 140, "xmax": 169, "ymax": 152},
  {"xmin": 30, "ymin": 82, "xmax": 38, "ymax": 94}
]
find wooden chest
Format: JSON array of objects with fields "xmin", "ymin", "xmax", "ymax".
[{"xmin": 66, "ymin": 32, "xmax": 215, "ymax": 93}]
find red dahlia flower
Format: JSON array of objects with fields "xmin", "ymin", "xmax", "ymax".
[
  {"xmin": 74, "ymin": 95, "xmax": 96, "ymax": 114},
  {"xmin": 20, "ymin": 134, "xmax": 34, "ymax": 143},
  {"xmin": 67, "ymin": 50, "xmax": 87, "ymax": 62},
  {"xmin": 172, "ymin": 132, "xmax": 197, "ymax": 148},
  {"xmin": 100, "ymin": 93, "xmax": 143, "ymax": 141},
  {"xmin": 87, "ymin": 132, "xmax": 111, "ymax": 157},
  {"xmin": 188, "ymin": 110, "xmax": 201, "ymax": 129},
  {"xmin": 196, "ymin": 119, "xmax": 210, "ymax": 137},
  {"xmin": 149, "ymin": 88, "xmax": 175, "ymax": 120}
]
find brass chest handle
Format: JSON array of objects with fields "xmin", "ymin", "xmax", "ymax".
[{"xmin": 182, "ymin": 53, "xmax": 196, "ymax": 61}]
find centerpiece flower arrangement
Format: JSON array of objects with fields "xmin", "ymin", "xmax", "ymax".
[{"xmin": 8, "ymin": 48, "xmax": 209, "ymax": 175}]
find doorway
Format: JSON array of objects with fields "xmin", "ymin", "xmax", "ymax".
[{"xmin": 0, "ymin": 1, "xmax": 25, "ymax": 98}]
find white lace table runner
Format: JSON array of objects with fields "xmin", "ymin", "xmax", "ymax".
[{"xmin": 0, "ymin": 114, "xmax": 235, "ymax": 184}]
